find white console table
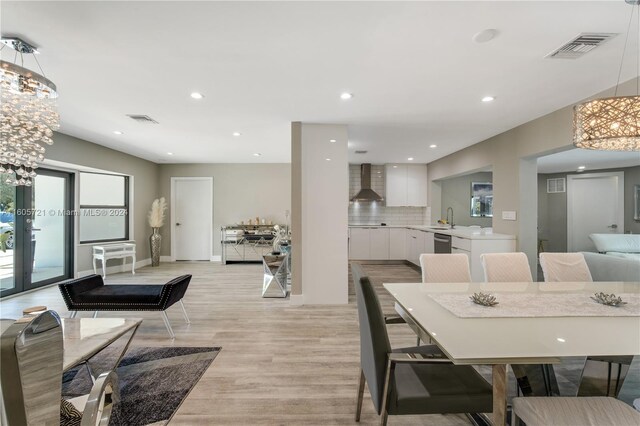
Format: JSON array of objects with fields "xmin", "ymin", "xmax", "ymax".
[{"xmin": 92, "ymin": 243, "xmax": 136, "ymax": 278}]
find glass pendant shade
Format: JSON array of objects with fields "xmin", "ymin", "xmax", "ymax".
[
  {"xmin": 573, "ymin": 95, "xmax": 640, "ymax": 151},
  {"xmin": 0, "ymin": 60, "xmax": 59, "ymax": 186}
]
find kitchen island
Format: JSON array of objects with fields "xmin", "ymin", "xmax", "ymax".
[{"xmin": 348, "ymin": 224, "xmax": 515, "ymax": 282}]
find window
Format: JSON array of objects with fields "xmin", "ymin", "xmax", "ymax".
[
  {"xmin": 470, "ymin": 182, "xmax": 493, "ymax": 217},
  {"xmin": 79, "ymin": 172, "xmax": 129, "ymax": 243}
]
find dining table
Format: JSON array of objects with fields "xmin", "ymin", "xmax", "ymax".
[{"xmin": 383, "ymin": 281, "xmax": 640, "ymax": 426}]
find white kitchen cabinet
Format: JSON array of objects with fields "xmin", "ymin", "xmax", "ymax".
[
  {"xmin": 407, "ymin": 165, "xmax": 428, "ymax": 206},
  {"xmin": 416, "ymin": 230, "xmax": 426, "ymax": 264},
  {"xmin": 389, "ymin": 228, "xmax": 407, "ymax": 260},
  {"xmin": 370, "ymin": 228, "xmax": 390, "ymax": 259},
  {"xmin": 406, "ymin": 229, "xmax": 419, "ymax": 265},
  {"xmin": 423, "ymin": 231, "xmax": 434, "ymax": 254},
  {"xmin": 349, "ymin": 228, "xmax": 371, "ymax": 260},
  {"xmin": 385, "ymin": 164, "xmax": 427, "ymax": 207}
]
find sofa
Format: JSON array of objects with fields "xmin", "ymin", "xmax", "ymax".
[
  {"xmin": 582, "ymin": 252, "xmax": 640, "ymax": 282},
  {"xmin": 589, "ymin": 233, "xmax": 640, "ymax": 260}
]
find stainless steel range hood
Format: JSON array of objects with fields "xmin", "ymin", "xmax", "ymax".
[{"xmin": 351, "ymin": 164, "xmax": 383, "ymax": 202}]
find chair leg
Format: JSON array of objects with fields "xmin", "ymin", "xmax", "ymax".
[
  {"xmin": 355, "ymin": 369, "xmax": 365, "ymax": 422},
  {"xmin": 161, "ymin": 311, "xmax": 175, "ymax": 339},
  {"xmin": 416, "ymin": 336, "xmax": 420, "ymax": 346},
  {"xmin": 70, "ymin": 311, "xmax": 77, "ymax": 318},
  {"xmin": 179, "ymin": 299, "xmax": 191, "ymax": 324},
  {"xmin": 379, "ymin": 359, "xmax": 395, "ymax": 426},
  {"xmin": 92, "ymin": 311, "xmax": 98, "ymax": 318}
]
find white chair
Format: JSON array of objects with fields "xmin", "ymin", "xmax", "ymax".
[
  {"xmin": 539, "ymin": 252, "xmax": 593, "ymax": 282},
  {"xmin": 419, "ymin": 253, "xmax": 471, "ymax": 283},
  {"xmin": 480, "ymin": 252, "xmax": 533, "ymax": 282},
  {"xmin": 511, "ymin": 396, "xmax": 640, "ymax": 426}
]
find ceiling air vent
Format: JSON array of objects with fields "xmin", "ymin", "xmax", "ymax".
[
  {"xmin": 546, "ymin": 33, "xmax": 617, "ymax": 59},
  {"xmin": 547, "ymin": 178, "xmax": 566, "ymax": 193},
  {"xmin": 354, "ymin": 150, "xmax": 368, "ymax": 154},
  {"xmin": 126, "ymin": 114, "xmax": 159, "ymax": 124}
]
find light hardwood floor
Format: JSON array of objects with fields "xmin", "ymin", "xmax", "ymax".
[{"xmin": 0, "ymin": 262, "xmax": 477, "ymax": 425}]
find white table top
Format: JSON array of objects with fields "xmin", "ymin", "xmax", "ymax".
[{"xmin": 383, "ymin": 281, "xmax": 640, "ymax": 365}]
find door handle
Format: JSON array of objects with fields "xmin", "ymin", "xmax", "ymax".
[
  {"xmin": 607, "ymin": 224, "xmax": 618, "ymax": 229},
  {"xmin": 176, "ymin": 223, "xmax": 181, "ymax": 226}
]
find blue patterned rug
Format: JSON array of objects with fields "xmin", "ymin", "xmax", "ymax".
[{"xmin": 62, "ymin": 346, "xmax": 220, "ymax": 425}]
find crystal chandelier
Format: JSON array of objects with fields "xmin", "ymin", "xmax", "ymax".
[
  {"xmin": 573, "ymin": 0, "xmax": 640, "ymax": 151},
  {"xmin": 0, "ymin": 37, "xmax": 59, "ymax": 186}
]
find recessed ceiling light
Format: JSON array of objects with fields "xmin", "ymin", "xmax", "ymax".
[
  {"xmin": 407, "ymin": 157, "xmax": 414, "ymax": 161},
  {"xmin": 482, "ymin": 96, "xmax": 495, "ymax": 102},
  {"xmin": 167, "ymin": 152, "xmax": 174, "ymax": 156},
  {"xmin": 233, "ymin": 132, "xmax": 242, "ymax": 137},
  {"xmin": 113, "ymin": 130, "xmax": 123, "ymax": 135},
  {"xmin": 473, "ymin": 29, "xmax": 499, "ymax": 44},
  {"xmin": 340, "ymin": 92, "xmax": 353, "ymax": 100},
  {"xmin": 556, "ymin": 337, "xmax": 566, "ymax": 343},
  {"xmin": 190, "ymin": 92, "xmax": 204, "ymax": 99},
  {"xmin": 325, "ymin": 158, "xmax": 331, "ymax": 161},
  {"xmin": 329, "ymin": 139, "xmax": 337, "ymax": 143},
  {"xmin": 253, "ymin": 153, "xmax": 261, "ymax": 157},
  {"xmin": 578, "ymin": 165, "xmax": 586, "ymax": 170},
  {"xmin": 429, "ymin": 144, "xmax": 437, "ymax": 148},
  {"xmin": 393, "ymin": 165, "xmax": 398, "ymax": 168}
]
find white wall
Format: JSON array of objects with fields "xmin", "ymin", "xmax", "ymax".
[{"xmin": 291, "ymin": 123, "xmax": 349, "ymax": 304}]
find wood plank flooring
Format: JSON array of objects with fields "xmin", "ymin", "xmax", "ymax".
[
  {"xmin": 4, "ymin": 262, "xmax": 635, "ymax": 425},
  {"xmin": 1, "ymin": 262, "xmax": 474, "ymax": 425}
]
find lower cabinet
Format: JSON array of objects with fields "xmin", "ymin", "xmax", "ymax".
[
  {"xmin": 452, "ymin": 238, "xmax": 516, "ymax": 282},
  {"xmin": 389, "ymin": 228, "xmax": 407, "ymax": 260},
  {"xmin": 349, "ymin": 227, "xmax": 390, "ymax": 260}
]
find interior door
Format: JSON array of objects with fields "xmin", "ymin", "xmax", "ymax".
[
  {"xmin": 173, "ymin": 178, "xmax": 212, "ymax": 261},
  {"xmin": 567, "ymin": 172, "xmax": 624, "ymax": 252}
]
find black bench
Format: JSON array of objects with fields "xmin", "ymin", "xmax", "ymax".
[{"xmin": 58, "ymin": 274, "xmax": 192, "ymax": 338}]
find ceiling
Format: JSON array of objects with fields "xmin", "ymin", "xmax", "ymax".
[
  {"xmin": 2, "ymin": 1, "xmax": 638, "ymax": 164},
  {"xmin": 537, "ymin": 148, "xmax": 640, "ymax": 174}
]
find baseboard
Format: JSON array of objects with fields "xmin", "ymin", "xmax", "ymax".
[
  {"xmin": 210, "ymin": 255, "xmax": 221, "ymax": 262},
  {"xmin": 289, "ymin": 294, "xmax": 304, "ymax": 306},
  {"xmin": 77, "ymin": 258, "xmax": 152, "ymax": 277},
  {"xmin": 160, "ymin": 255, "xmax": 174, "ymax": 262}
]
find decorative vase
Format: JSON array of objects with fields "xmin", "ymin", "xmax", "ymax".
[{"xmin": 150, "ymin": 228, "xmax": 161, "ymax": 267}]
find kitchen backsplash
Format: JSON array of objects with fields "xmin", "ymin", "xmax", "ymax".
[{"xmin": 349, "ymin": 164, "xmax": 428, "ymax": 225}]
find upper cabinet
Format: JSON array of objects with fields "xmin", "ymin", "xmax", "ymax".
[{"xmin": 385, "ymin": 164, "xmax": 427, "ymax": 206}]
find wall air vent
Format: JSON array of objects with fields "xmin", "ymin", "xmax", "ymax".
[
  {"xmin": 546, "ymin": 33, "xmax": 617, "ymax": 59},
  {"xmin": 126, "ymin": 114, "xmax": 159, "ymax": 124},
  {"xmin": 354, "ymin": 150, "xmax": 368, "ymax": 154},
  {"xmin": 547, "ymin": 178, "xmax": 566, "ymax": 193}
]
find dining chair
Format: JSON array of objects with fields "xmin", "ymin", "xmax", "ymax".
[
  {"xmin": 0, "ymin": 310, "xmax": 119, "ymax": 425},
  {"xmin": 419, "ymin": 253, "xmax": 472, "ymax": 283},
  {"xmin": 353, "ymin": 264, "xmax": 493, "ymax": 425},
  {"xmin": 539, "ymin": 252, "xmax": 593, "ymax": 282},
  {"xmin": 480, "ymin": 252, "xmax": 560, "ymax": 397},
  {"xmin": 480, "ymin": 252, "xmax": 533, "ymax": 282},
  {"xmin": 538, "ymin": 253, "xmax": 632, "ymax": 397},
  {"xmin": 511, "ymin": 396, "xmax": 640, "ymax": 426}
]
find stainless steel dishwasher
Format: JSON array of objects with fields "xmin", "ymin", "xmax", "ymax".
[{"xmin": 434, "ymin": 233, "xmax": 452, "ymax": 253}]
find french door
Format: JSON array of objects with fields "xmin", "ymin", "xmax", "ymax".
[{"xmin": 0, "ymin": 168, "xmax": 74, "ymax": 297}]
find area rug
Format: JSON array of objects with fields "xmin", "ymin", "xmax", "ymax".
[{"xmin": 62, "ymin": 346, "xmax": 221, "ymax": 426}]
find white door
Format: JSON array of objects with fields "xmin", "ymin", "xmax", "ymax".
[
  {"xmin": 567, "ymin": 172, "xmax": 624, "ymax": 252},
  {"xmin": 173, "ymin": 178, "xmax": 213, "ymax": 260}
]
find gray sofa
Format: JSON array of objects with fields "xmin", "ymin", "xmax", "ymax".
[{"xmin": 582, "ymin": 252, "xmax": 640, "ymax": 282}]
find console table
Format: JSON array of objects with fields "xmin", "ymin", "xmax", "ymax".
[{"xmin": 92, "ymin": 243, "xmax": 136, "ymax": 278}]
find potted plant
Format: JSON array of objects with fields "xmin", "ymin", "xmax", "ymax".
[{"xmin": 148, "ymin": 197, "xmax": 167, "ymax": 266}]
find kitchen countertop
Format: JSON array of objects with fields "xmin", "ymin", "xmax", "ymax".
[{"xmin": 349, "ymin": 224, "xmax": 515, "ymax": 240}]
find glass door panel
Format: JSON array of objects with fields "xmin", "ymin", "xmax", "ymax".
[{"xmin": 0, "ymin": 170, "xmax": 16, "ymax": 295}]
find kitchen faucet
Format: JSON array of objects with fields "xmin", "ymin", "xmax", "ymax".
[{"xmin": 446, "ymin": 207, "xmax": 455, "ymax": 229}]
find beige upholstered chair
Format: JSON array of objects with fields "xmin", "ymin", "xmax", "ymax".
[
  {"xmin": 419, "ymin": 253, "xmax": 472, "ymax": 283},
  {"xmin": 480, "ymin": 252, "xmax": 533, "ymax": 282},
  {"xmin": 539, "ymin": 252, "xmax": 593, "ymax": 282},
  {"xmin": 511, "ymin": 396, "xmax": 640, "ymax": 426}
]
